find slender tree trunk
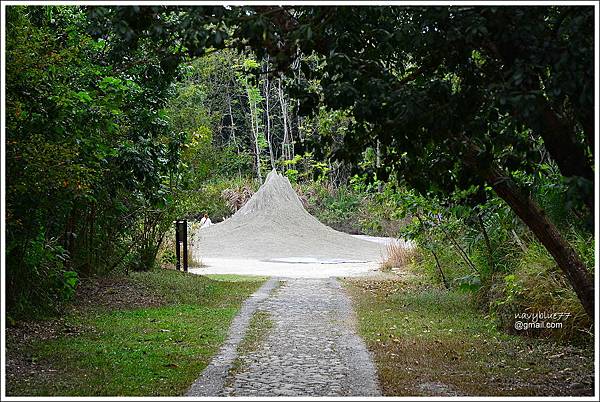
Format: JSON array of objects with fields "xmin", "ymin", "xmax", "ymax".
[
  {"xmin": 65, "ymin": 205, "xmax": 77, "ymax": 270},
  {"xmin": 88, "ymin": 203, "xmax": 96, "ymax": 270},
  {"xmin": 431, "ymin": 248, "xmax": 449, "ymax": 290},
  {"xmin": 253, "ymin": 114, "xmax": 262, "ymax": 182},
  {"xmin": 376, "ymin": 139, "xmax": 383, "ymax": 192},
  {"xmin": 511, "ymin": 229, "xmax": 528, "ymax": 253},
  {"xmin": 436, "ymin": 220, "xmax": 480, "ymax": 275},
  {"xmin": 287, "ymin": 101, "xmax": 295, "ymax": 162},
  {"xmin": 581, "ymin": 110, "xmax": 594, "ymax": 160},
  {"xmin": 477, "ymin": 213, "xmax": 495, "ymax": 274},
  {"xmin": 416, "ymin": 214, "xmax": 449, "ymax": 289},
  {"xmin": 227, "ymin": 92, "xmax": 243, "ymax": 179},
  {"xmin": 227, "ymin": 93, "xmax": 239, "ymax": 153},
  {"xmin": 297, "ymin": 102, "xmax": 304, "ymax": 143},
  {"xmin": 536, "ymin": 102, "xmax": 594, "ymax": 189},
  {"xmin": 264, "ymin": 57, "xmax": 275, "ymax": 170},
  {"xmin": 247, "ymin": 87, "xmax": 262, "ymax": 182},
  {"xmin": 278, "ymin": 79, "xmax": 291, "ymax": 168}
]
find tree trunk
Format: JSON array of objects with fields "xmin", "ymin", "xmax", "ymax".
[
  {"xmin": 227, "ymin": 92, "xmax": 243, "ymax": 178},
  {"xmin": 537, "ymin": 102, "xmax": 594, "ymax": 183},
  {"xmin": 253, "ymin": 115, "xmax": 262, "ymax": 182},
  {"xmin": 437, "ymin": 222, "xmax": 480, "ymax": 275},
  {"xmin": 247, "ymin": 86, "xmax": 262, "ymax": 182},
  {"xmin": 64, "ymin": 204, "xmax": 77, "ymax": 270},
  {"xmin": 580, "ymin": 110, "xmax": 594, "ymax": 160},
  {"xmin": 431, "ymin": 248, "xmax": 449, "ymax": 290},
  {"xmin": 416, "ymin": 214, "xmax": 449, "ymax": 289},
  {"xmin": 459, "ymin": 138, "xmax": 594, "ymax": 319},
  {"xmin": 527, "ymin": 99, "xmax": 594, "ymax": 217},
  {"xmin": 278, "ymin": 79, "xmax": 291, "ymax": 168},
  {"xmin": 287, "ymin": 99, "xmax": 295, "ymax": 162},
  {"xmin": 483, "ymin": 38, "xmax": 594, "ymax": 214},
  {"xmin": 482, "ymin": 164, "xmax": 595, "ymax": 320},
  {"xmin": 264, "ymin": 57, "xmax": 275, "ymax": 169},
  {"xmin": 511, "ymin": 229, "xmax": 528, "ymax": 253},
  {"xmin": 477, "ymin": 213, "xmax": 495, "ymax": 274},
  {"xmin": 227, "ymin": 93, "xmax": 239, "ymax": 152},
  {"xmin": 376, "ymin": 139, "xmax": 383, "ymax": 192}
]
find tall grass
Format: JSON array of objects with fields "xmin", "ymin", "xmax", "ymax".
[
  {"xmin": 381, "ymin": 241, "xmax": 418, "ymax": 271},
  {"xmin": 487, "ymin": 241, "xmax": 592, "ymax": 342}
]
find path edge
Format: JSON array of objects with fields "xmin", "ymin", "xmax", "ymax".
[{"xmin": 185, "ymin": 277, "xmax": 279, "ymax": 396}]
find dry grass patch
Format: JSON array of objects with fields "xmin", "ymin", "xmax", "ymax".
[
  {"xmin": 343, "ymin": 275, "xmax": 594, "ymax": 396},
  {"xmin": 380, "ymin": 241, "xmax": 419, "ymax": 272}
]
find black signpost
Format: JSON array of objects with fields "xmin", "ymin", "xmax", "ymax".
[{"xmin": 175, "ymin": 219, "xmax": 188, "ymax": 272}]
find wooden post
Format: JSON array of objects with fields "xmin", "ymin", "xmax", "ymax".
[
  {"xmin": 175, "ymin": 221, "xmax": 181, "ymax": 271},
  {"xmin": 175, "ymin": 220, "xmax": 188, "ymax": 272},
  {"xmin": 182, "ymin": 220, "xmax": 188, "ymax": 272}
]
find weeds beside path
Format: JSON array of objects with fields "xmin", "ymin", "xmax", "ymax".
[
  {"xmin": 343, "ymin": 272, "xmax": 594, "ymax": 396},
  {"xmin": 6, "ymin": 270, "xmax": 266, "ymax": 396}
]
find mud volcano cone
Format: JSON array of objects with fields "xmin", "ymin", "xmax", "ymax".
[{"xmin": 194, "ymin": 170, "xmax": 384, "ymax": 262}]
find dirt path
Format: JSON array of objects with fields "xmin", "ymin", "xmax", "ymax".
[{"xmin": 186, "ymin": 277, "xmax": 380, "ymax": 397}]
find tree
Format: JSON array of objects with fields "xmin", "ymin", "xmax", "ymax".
[
  {"xmin": 231, "ymin": 6, "xmax": 595, "ymax": 319},
  {"xmin": 93, "ymin": 7, "xmax": 593, "ymax": 318},
  {"xmin": 5, "ymin": 5, "xmax": 185, "ymax": 316}
]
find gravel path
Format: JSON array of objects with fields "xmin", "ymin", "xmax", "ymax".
[
  {"xmin": 187, "ymin": 278, "xmax": 381, "ymax": 397},
  {"xmin": 186, "ymin": 278, "xmax": 279, "ymax": 396}
]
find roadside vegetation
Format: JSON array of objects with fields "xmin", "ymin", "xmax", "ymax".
[
  {"xmin": 4, "ymin": 4, "xmax": 595, "ymax": 397},
  {"xmin": 344, "ymin": 272, "xmax": 594, "ymax": 396},
  {"xmin": 5, "ymin": 270, "xmax": 265, "ymax": 396}
]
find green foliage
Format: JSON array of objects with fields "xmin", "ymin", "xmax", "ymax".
[
  {"xmin": 396, "ymin": 175, "xmax": 595, "ymax": 341},
  {"xmin": 237, "ymin": 5, "xmax": 595, "ymax": 318},
  {"xmin": 5, "ymin": 5, "xmax": 595, "ymax": 339},
  {"xmin": 172, "ymin": 176, "xmax": 257, "ymax": 223},
  {"xmin": 5, "ymin": 6, "xmax": 186, "ymax": 316},
  {"xmin": 9, "ymin": 228, "xmax": 76, "ymax": 317},
  {"xmin": 455, "ymin": 274, "xmax": 482, "ymax": 293},
  {"xmin": 299, "ymin": 180, "xmax": 409, "ymax": 237},
  {"xmin": 284, "ymin": 169, "xmax": 299, "ymax": 183},
  {"xmin": 61, "ymin": 271, "xmax": 80, "ymax": 302}
]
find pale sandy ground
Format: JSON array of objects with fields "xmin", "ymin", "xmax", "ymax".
[
  {"xmin": 189, "ymin": 260, "xmax": 379, "ymax": 278},
  {"xmin": 188, "ymin": 171, "xmax": 413, "ymax": 278},
  {"xmin": 189, "ymin": 235, "xmax": 411, "ymax": 278}
]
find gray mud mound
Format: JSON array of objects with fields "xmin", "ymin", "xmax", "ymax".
[{"xmin": 194, "ymin": 170, "xmax": 385, "ymax": 262}]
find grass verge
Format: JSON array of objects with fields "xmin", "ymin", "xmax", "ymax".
[
  {"xmin": 226, "ymin": 309, "xmax": 274, "ymax": 386},
  {"xmin": 205, "ymin": 274, "xmax": 269, "ymax": 282},
  {"xmin": 6, "ymin": 270, "xmax": 266, "ymax": 396},
  {"xmin": 343, "ymin": 273, "xmax": 594, "ymax": 396}
]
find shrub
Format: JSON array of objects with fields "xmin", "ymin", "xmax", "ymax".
[
  {"xmin": 297, "ymin": 180, "xmax": 409, "ymax": 237},
  {"xmin": 6, "ymin": 227, "xmax": 78, "ymax": 319}
]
